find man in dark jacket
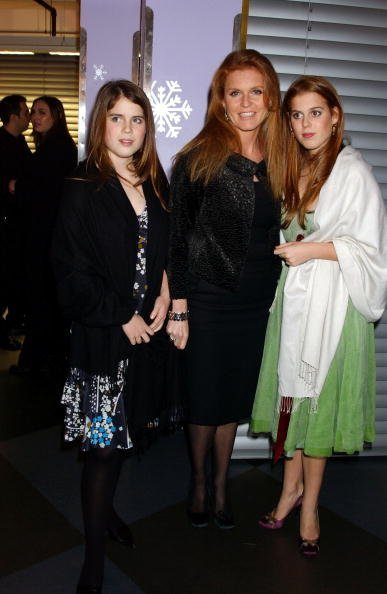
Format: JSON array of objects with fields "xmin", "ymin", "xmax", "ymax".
[{"xmin": 0, "ymin": 94, "xmax": 31, "ymax": 349}]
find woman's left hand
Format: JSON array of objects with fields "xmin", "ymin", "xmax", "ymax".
[
  {"xmin": 149, "ymin": 294, "xmax": 170, "ymax": 332},
  {"xmin": 274, "ymin": 241, "xmax": 337, "ymax": 266},
  {"xmin": 274, "ymin": 242, "xmax": 313, "ymax": 267}
]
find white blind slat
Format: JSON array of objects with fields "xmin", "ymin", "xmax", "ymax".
[
  {"xmin": 248, "ymin": 17, "xmax": 387, "ymax": 46},
  {"xmin": 247, "ymin": 36, "xmax": 386, "ymax": 64},
  {"xmin": 247, "ymin": 53, "xmax": 387, "ymax": 84},
  {"xmin": 249, "ymin": 0, "xmax": 387, "ymax": 26}
]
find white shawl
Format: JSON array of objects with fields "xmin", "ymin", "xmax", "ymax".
[{"xmin": 278, "ymin": 145, "xmax": 387, "ymax": 401}]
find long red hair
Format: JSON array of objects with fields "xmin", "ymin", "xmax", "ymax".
[{"xmin": 175, "ymin": 49, "xmax": 283, "ymax": 198}]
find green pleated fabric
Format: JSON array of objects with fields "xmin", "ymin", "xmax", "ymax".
[{"xmin": 250, "ymin": 214, "xmax": 376, "ymax": 457}]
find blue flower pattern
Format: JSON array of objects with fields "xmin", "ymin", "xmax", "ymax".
[
  {"xmin": 88, "ymin": 412, "xmax": 117, "ymax": 447},
  {"xmin": 61, "ymin": 359, "xmax": 131, "ymax": 451}
]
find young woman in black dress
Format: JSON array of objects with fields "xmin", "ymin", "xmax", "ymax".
[
  {"xmin": 167, "ymin": 49, "xmax": 283, "ymax": 528},
  {"xmin": 52, "ymin": 80, "xmax": 174, "ymax": 594}
]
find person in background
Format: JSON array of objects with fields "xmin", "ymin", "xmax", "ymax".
[
  {"xmin": 167, "ymin": 49, "xmax": 283, "ymax": 529},
  {"xmin": 0, "ymin": 94, "xmax": 30, "ymax": 349},
  {"xmin": 251, "ymin": 75, "xmax": 387, "ymax": 556},
  {"xmin": 52, "ymin": 80, "xmax": 179, "ymax": 594},
  {"xmin": 10, "ymin": 95, "xmax": 77, "ymax": 377}
]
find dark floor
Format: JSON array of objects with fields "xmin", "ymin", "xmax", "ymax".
[{"xmin": 1, "ymin": 347, "xmax": 387, "ymax": 594}]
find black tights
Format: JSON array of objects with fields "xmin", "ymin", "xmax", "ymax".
[
  {"xmin": 79, "ymin": 447, "xmax": 125, "ymax": 587},
  {"xmin": 187, "ymin": 422, "xmax": 238, "ymax": 513}
]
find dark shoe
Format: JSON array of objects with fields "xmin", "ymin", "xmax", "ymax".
[
  {"xmin": 76, "ymin": 585, "xmax": 101, "ymax": 594},
  {"xmin": 186, "ymin": 482, "xmax": 210, "ymax": 528},
  {"xmin": 299, "ymin": 537, "xmax": 320, "ymax": 557},
  {"xmin": 9, "ymin": 363, "xmax": 52, "ymax": 378},
  {"xmin": 0, "ymin": 336, "xmax": 21, "ymax": 351},
  {"xmin": 9, "ymin": 364, "xmax": 33, "ymax": 376},
  {"xmin": 107, "ymin": 523, "xmax": 135, "ymax": 548},
  {"xmin": 9, "ymin": 322, "xmax": 26, "ymax": 336},
  {"xmin": 213, "ymin": 509, "xmax": 235, "ymax": 530},
  {"xmin": 187, "ymin": 508, "xmax": 209, "ymax": 528}
]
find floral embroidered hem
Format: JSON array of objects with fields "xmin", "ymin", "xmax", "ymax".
[{"xmin": 61, "ymin": 360, "xmax": 133, "ymax": 451}]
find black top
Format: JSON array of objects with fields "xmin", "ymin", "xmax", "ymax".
[
  {"xmin": 239, "ymin": 179, "xmax": 281, "ymax": 297},
  {"xmin": 51, "ymin": 168, "xmax": 169, "ymax": 375},
  {"xmin": 168, "ymin": 152, "xmax": 280, "ymax": 298}
]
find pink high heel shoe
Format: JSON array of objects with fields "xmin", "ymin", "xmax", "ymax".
[{"xmin": 258, "ymin": 495, "xmax": 303, "ymax": 530}]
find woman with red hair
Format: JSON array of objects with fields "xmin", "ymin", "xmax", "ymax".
[{"xmin": 168, "ymin": 49, "xmax": 283, "ymax": 529}]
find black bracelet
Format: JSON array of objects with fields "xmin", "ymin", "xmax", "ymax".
[{"xmin": 168, "ymin": 310, "xmax": 189, "ymax": 321}]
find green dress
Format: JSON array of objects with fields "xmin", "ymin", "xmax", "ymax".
[{"xmin": 250, "ymin": 213, "xmax": 376, "ymax": 457}]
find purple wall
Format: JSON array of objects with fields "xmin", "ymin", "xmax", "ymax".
[
  {"xmin": 80, "ymin": 0, "xmax": 141, "ymax": 121},
  {"xmin": 148, "ymin": 0, "xmax": 242, "ymax": 173},
  {"xmin": 80, "ymin": 0, "xmax": 242, "ymax": 173}
]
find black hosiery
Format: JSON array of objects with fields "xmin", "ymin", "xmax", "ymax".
[
  {"xmin": 78, "ymin": 447, "xmax": 124, "ymax": 588},
  {"xmin": 187, "ymin": 423, "xmax": 216, "ymax": 513},
  {"xmin": 213, "ymin": 422, "xmax": 238, "ymax": 512}
]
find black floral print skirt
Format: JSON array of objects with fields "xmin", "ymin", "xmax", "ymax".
[{"xmin": 62, "ymin": 359, "xmax": 132, "ymax": 450}]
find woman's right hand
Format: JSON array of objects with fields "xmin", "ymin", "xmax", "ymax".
[{"xmin": 122, "ymin": 314, "xmax": 154, "ymax": 345}]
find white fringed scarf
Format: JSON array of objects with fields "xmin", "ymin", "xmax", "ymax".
[{"xmin": 278, "ymin": 146, "xmax": 387, "ymax": 403}]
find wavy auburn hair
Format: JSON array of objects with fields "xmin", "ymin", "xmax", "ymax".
[
  {"xmin": 282, "ymin": 75, "xmax": 344, "ymax": 228},
  {"xmin": 175, "ymin": 49, "xmax": 283, "ymax": 197},
  {"xmin": 86, "ymin": 79, "xmax": 166, "ymax": 207}
]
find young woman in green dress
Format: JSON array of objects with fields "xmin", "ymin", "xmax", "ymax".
[{"xmin": 250, "ymin": 75, "xmax": 387, "ymax": 556}]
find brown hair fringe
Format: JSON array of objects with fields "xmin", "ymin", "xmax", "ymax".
[{"xmin": 86, "ymin": 79, "xmax": 167, "ymax": 209}]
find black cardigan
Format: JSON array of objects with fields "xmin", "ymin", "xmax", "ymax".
[
  {"xmin": 168, "ymin": 152, "xmax": 276, "ymax": 298},
  {"xmin": 52, "ymin": 170, "xmax": 169, "ymax": 375}
]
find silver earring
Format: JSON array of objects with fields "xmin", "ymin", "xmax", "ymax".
[{"xmin": 224, "ymin": 109, "xmax": 230, "ymax": 121}]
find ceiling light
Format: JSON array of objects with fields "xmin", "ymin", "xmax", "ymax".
[
  {"xmin": 49, "ymin": 51, "xmax": 80, "ymax": 56},
  {"xmin": 0, "ymin": 50, "xmax": 35, "ymax": 55}
]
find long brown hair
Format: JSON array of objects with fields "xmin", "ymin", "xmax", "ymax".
[
  {"xmin": 32, "ymin": 95, "xmax": 75, "ymax": 149},
  {"xmin": 282, "ymin": 75, "xmax": 344, "ymax": 228},
  {"xmin": 175, "ymin": 49, "xmax": 283, "ymax": 197},
  {"xmin": 86, "ymin": 79, "xmax": 167, "ymax": 207}
]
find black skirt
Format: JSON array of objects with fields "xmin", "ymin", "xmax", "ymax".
[{"xmin": 183, "ymin": 181, "xmax": 281, "ymax": 425}]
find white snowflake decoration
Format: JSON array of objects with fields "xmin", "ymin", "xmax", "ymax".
[
  {"xmin": 149, "ymin": 80, "xmax": 192, "ymax": 139},
  {"xmin": 93, "ymin": 64, "xmax": 108, "ymax": 81}
]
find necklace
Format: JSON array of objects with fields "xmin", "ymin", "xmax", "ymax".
[
  {"xmin": 120, "ymin": 176, "xmax": 145, "ymax": 199},
  {"xmin": 119, "ymin": 175, "xmax": 145, "ymax": 215}
]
